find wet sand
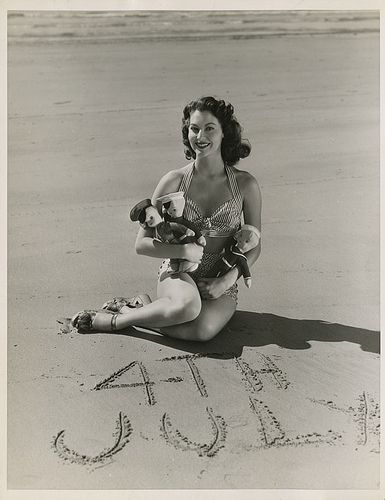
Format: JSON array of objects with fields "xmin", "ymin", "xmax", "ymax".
[{"xmin": 7, "ymin": 11, "xmax": 380, "ymax": 491}]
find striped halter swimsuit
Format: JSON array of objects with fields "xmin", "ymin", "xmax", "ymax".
[
  {"xmin": 179, "ymin": 162, "xmax": 243, "ymax": 238},
  {"xmin": 179, "ymin": 163, "xmax": 243, "ymax": 237},
  {"xmin": 158, "ymin": 162, "xmax": 243, "ymax": 303}
]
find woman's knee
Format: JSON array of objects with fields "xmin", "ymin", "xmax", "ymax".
[
  {"xmin": 188, "ymin": 320, "xmax": 221, "ymax": 342},
  {"xmin": 186, "ymin": 298, "xmax": 236, "ymax": 342},
  {"xmin": 164, "ymin": 295, "xmax": 201, "ymax": 324}
]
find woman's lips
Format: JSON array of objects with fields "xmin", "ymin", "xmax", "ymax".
[{"xmin": 195, "ymin": 142, "xmax": 210, "ymax": 150}]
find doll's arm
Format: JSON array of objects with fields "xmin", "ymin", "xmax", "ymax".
[
  {"xmin": 237, "ymin": 254, "xmax": 252, "ymax": 287},
  {"xmin": 230, "ymin": 245, "xmax": 252, "ymax": 288},
  {"xmin": 205, "ymin": 247, "xmax": 235, "ymax": 278},
  {"xmin": 165, "ymin": 214, "xmax": 204, "ymax": 243},
  {"xmin": 180, "ymin": 217, "xmax": 206, "ymax": 247},
  {"xmin": 209, "ymin": 254, "xmax": 229, "ymax": 278},
  {"xmin": 156, "ymin": 222, "xmax": 181, "ymax": 244},
  {"xmin": 175, "ymin": 217, "xmax": 203, "ymax": 239}
]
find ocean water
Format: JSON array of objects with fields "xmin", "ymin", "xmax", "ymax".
[{"xmin": 7, "ymin": 10, "xmax": 379, "ymax": 43}]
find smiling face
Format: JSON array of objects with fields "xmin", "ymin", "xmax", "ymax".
[{"xmin": 188, "ymin": 110, "xmax": 224, "ymax": 160}]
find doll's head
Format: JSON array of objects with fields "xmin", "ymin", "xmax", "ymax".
[
  {"xmin": 234, "ymin": 224, "xmax": 261, "ymax": 253},
  {"xmin": 130, "ymin": 198, "xmax": 163, "ymax": 228},
  {"xmin": 157, "ymin": 191, "xmax": 185, "ymax": 218},
  {"xmin": 143, "ymin": 205, "xmax": 163, "ymax": 228}
]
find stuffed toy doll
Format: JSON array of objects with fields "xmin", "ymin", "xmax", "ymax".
[
  {"xmin": 209, "ymin": 224, "xmax": 261, "ymax": 288},
  {"xmin": 130, "ymin": 192, "xmax": 205, "ymax": 273},
  {"xmin": 157, "ymin": 191, "xmax": 205, "ymax": 272}
]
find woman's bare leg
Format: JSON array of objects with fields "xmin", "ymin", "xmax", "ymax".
[
  {"xmin": 159, "ymin": 294, "xmax": 236, "ymax": 342},
  {"xmin": 76, "ymin": 273, "xmax": 202, "ymax": 331}
]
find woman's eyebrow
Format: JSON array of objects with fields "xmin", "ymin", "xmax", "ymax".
[{"xmin": 190, "ymin": 122, "xmax": 217, "ymax": 126}]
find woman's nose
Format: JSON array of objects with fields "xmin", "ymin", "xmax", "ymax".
[{"xmin": 197, "ymin": 129, "xmax": 204, "ymax": 140}]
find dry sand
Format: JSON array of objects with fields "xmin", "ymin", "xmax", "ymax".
[{"xmin": 7, "ymin": 11, "xmax": 380, "ymax": 491}]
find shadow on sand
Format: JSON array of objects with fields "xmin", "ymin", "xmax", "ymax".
[{"xmin": 110, "ymin": 310, "xmax": 380, "ymax": 358}]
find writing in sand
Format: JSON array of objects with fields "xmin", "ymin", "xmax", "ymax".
[{"xmin": 52, "ymin": 352, "xmax": 380, "ymax": 468}]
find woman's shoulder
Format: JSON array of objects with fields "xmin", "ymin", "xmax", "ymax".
[
  {"xmin": 159, "ymin": 164, "xmax": 191, "ymax": 186},
  {"xmin": 152, "ymin": 163, "xmax": 193, "ymax": 199},
  {"xmin": 233, "ymin": 167, "xmax": 260, "ymax": 195},
  {"xmin": 233, "ymin": 167, "xmax": 261, "ymax": 215}
]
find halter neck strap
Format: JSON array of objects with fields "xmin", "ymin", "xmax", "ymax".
[{"xmin": 179, "ymin": 162, "xmax": 242, "ymax": 209}]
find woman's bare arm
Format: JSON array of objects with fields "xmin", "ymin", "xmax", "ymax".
[{"xmin": 222, "ymin": 171, "xmax": 262, "ymax": 288}]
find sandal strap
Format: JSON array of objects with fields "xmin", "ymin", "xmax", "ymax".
[{"xmin": 111, "ymin": 314, "xmax": 118, "ymax": 331}]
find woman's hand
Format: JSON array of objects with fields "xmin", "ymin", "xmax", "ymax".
[
  {"xmin": 183, "ymin": 242, "xmax": 204, "ymax": 263},
  {"xmin": 197, "ymin": 276, "xmax": 231, "ymax": 300}
]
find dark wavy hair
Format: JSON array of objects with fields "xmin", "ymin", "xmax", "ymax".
[{"xmin": 181, "ymin": 96, "xmax": 251, "ymax": 167}]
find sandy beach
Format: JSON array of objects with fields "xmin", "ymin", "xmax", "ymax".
[{"xmin": 7, "ymin": 11, "xmax": 380, "ymax": 491}]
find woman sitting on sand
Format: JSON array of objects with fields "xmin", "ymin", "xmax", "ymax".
[{"xmin": 72, "ymin": 96, "xmax": 262, "ymax": 342}]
